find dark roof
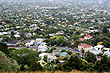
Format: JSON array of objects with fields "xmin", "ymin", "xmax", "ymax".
[
  {"xmin": 7, "ymin": 41, "xmax": 18, "ymax": 44},
  {"xmin": 24, "ymin": 39, "xmax": 31, "ymax": 43},
  {"xmin": 0, "ymin": 25, "xmax": 3, "ymax": 28}
]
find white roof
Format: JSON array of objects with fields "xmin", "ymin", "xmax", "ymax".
[
  {"xmin": 94, "ymin": 45, "xmax": 104, "ymax": 48},
  {"xmin": 3, "ymin": 32, "xmax": 7, "ymax": 35},
  {"xmin": 0, "ymin": 32, "xmax": 3, "ymax": 35},
  {"xmin": 25, "ymin": 42, "xmax": 34, "ymax": 46},
  {"xmin": 39, "ymin": 53, "xmax": 48, "ymax": 57},
  {"xmin": 89, "ymin": 49, "xmax": 102, "ymax": 55},
  {"xmin": 103, "ymin": 51, "xmax": 110, "ymax": 57},
  {"xmin": 103, "ymin": 48, "xmax": 110, "ymax": 50},
  {"xmin": 31, "ymin": 40, "xmax": 35, "ymax": 43},
  {"xmin": 36, "ymin": 38, "xmax": 43, "ymax": 40},
  {"xmin": 14, "ymin": 34, "xmax": 20, "ymax": 37}
]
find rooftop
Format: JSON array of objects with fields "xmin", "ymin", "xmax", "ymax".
[{"xmin": 78, "ymin": 43, "xmax": 93, "ymax": 48}]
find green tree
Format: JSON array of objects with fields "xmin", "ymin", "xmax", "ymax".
[
  {"xmin": 7, "ymin": 48, "xmax": 16, "ymax": 56},
  {"xmin": 93, "ymin": 36, "xmax": 101, "ymax": 45},
  {"xmin": 49, "ymin": 46, "xmax": 57, "ymax": 53},
  {"xmin": 73, "ymin": 40, "xmax": 81, "ymax": 47},
  {"xmin": 94, "ymin": 56, "xmax": 110, "ymax": 72},
  {"xmin": 43, "ymin": 56, "xmax": 48, "ymax": 62},
  {"xmin": 0, "ymin": 51, "xmax": 20, "ymax": 72},
  {"xmin": 51, "ymin": 46, "xmax": 57, "ymax": 50},
  {"xmin": 75, "ymin": 31, "xmax": 81, "ymax": 35},
  {"xmin": 85, "ymin": 51, "xmax": 96, "ymax": 64},
  {"xmin": 55, "ymin": 36, "xmax": 67, "ymax": 46},
  {"xmin": 11, "ymin": 31, "xmax": 15, "ymax": 35},
  {"xmin": 60, "ymin": 56, "xmax": 88, "ymax": 72},
  {"xmin": 73, "ymin": 35, "xmax": 80, "ymax": 41},
  {"xmin": 0, "ymin": 42, "xmax": 8, "ymax": 55},
  {"xmin": 30, "ymin": 62, "xmax": 42, "ymax": 71},
  {"xmin": 102, "ymin": 26, "xmax": 109, "ymax": 33},
  {"xmin": 10, "ymin": 48, "xmax": 39, "ymax": 66}
]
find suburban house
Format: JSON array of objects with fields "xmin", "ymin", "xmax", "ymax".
[
  {"xmin": 37, "ymin": 43, "xmax": 48, "ymax": 52},
  {"xmin": 89, "ymin": 49, "xmax": 102, "ymax": 55},
  {"xmin": 14, "ymin": 34, "xmax": 20, "ymax": 38},
  {"xmin": 25, "ymin": 40, "xmax": 35, "ymax": 47},
  {"xmin": 79, "ymin": 38, "xmax": 85, "ymax": 41},
  {"xmin": 103, "ymin": 48, "xmax": 110, "ymax": 52},
  {"xmin": 4, "ymin": 40, "xmax": 21, "ymax": 46},
  {"xmin": 26, "ymin": 33, "xmax": 32, "ymax": 37},
  {"xmin": 103, "ymin": 51, "xmax": 110, "ymax": 57},
  {"xmin": 56, "ymin": 31, "xmax": 64, "ymax": 35},
  {"xmin": 38, "ymin": 59, "xmax": 47, "ymax": 66},
  {"xmin": 0, "ymin": 32, "xmax": 3, "ymax": 36},
  {"xmin": 24, "ymin": 39, "xmax": 32, "ymax": 44},
  {"xmin": 94, "ymin": 45, "xmax": 110, "ymax": 52},
  {"xmin": 94, "ymin": 45, "xmax": 104, "ymax": 50},
  {"xmin": 52, "ymin": 50, "xmax": 60, "ymax": 56},
  {"xmin": 39, "ymin": 53, "xmax": 57, "ymax": 62},
  {"xmin": 78, "ymin": 43, "xmax": 93, "ymax": 52},
  {"xmin": 35, "ymin": 38, "xmax": 44, "ymax": 42},
  {"xmin": 84, "ymin": 35, "xmax": 92, "ymax": 40}
]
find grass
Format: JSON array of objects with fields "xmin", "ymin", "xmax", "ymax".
[{"xmin": 0, "ymin": 70, "xmax": 110, "ymax": 73}]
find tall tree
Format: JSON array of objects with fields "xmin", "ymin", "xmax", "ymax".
[
  {"xmin": 94, "ymin": 56, "xmax": 110, "ymax": 72},
  {"xmin": 10, "ymin": 48, "xmax": 39, "ymax": 67},
  {"xmin": 85, "ymin": 51, "xmax": 96, "ymax": 64},
  {"xmin": 0, "ymin": 51, "xmax": 20, "ymax": 72},
  {"xmin": 0, "ymin": 42, "xmax": 8, "ymax": 55},
  {"xmin": 102, "ymin": 26, "xmax": 109, "ymax": 33}
]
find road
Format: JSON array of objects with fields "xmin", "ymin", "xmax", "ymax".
[{"xmin": 48, "ymin": 46, "xmax": 80, "ymax": 54}]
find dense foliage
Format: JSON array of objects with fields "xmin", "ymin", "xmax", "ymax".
[{"xmin": 0, "ymin": 51, "xmax": 20, "ymax": 72}]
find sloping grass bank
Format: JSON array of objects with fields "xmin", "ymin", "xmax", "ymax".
[{"xmin": 0, "ymin": 70, "xmax": 109, "ymax": 73}]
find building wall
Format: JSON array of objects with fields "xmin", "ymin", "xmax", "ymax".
[
  {"xmin": 84, "ymin": 37, "xmax": 92, "ymax": 40},
  {"xmin": 78, "ymin": 46, "xmax": 93, "ymax": 52}
]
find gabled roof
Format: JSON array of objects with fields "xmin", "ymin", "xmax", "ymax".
[
  {"xmin": 2, "ymin": 21, "xmax": 6, "ymax": 24},
  {"xmin": 79, "ymin": 38, "xmax": 85, "ymax": 41},
  {"xmin": 8, "ymin": 47, "xmax": 17, "ymax": 49},
  {"xmin": 78, "ymin": 43, "xmax": 93, "ymax": 48},
  {"xmin": 7, "ymin": 41, "xmax": 19, "ymax": 44},
  {"xmin": 84, "ymin": 35, "xmax": 92, "ymax": 38}
]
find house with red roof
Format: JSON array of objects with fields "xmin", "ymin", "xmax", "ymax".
[
  {"xmin": 84, "ymin": 35, "xmax": 92, "ymax": 40},
  {"xmin": 79, "ymin": 38, "xmax": 85, "ymax": 41},
  {"xmin": 2, "ymin": 21, "xmax": 6, "ymax": 24},
  {"xmin": 8, "ymin": 47, "xmax": 17, "ymax": 49},
  {"xmin": 78, "ymin": 43, "xmax": 93, "ymax": 52}
]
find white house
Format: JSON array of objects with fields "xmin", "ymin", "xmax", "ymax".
[
  {"xmin": 0, "ymin": 32, "xmax": 3, "ymax": 36},
  {"xmin": 56, "ymin": 31, "xmax": 64, "ymax": 35},
  {"xmin": 39, "ymin": 53, "xmax": 48, "ymax": 59},
  {"xmin": 35, "ymin": 38, "xmax": 44, "ymax": 42},
  {"xmin": 39, "ymin": 53, "xmax": 57, "ymax": 62},
  {"xmin": 38, "ymin": 59, "xmax": 47, "ymax": 66},
  {"xmin": 26, "ymin": 33, "xmax": 32, "ymax": 37},
  {"xmin": 84, "ymin": 35, "xmax": 92, "ymax": 40},
  {"xmin": 94, "ymin": 45, "xmax": 110, "ymax": 52},
  {"xmin": 94, "ymin": 45, "xmax": 104, "ymax": 50},
  {"xmin": 103, "ymin": 51, "xmax": 110, "ymax": 57},
  {"xmin": 78, "ymin": 43, "xmax": 93, "ymax": 52},
  {"xmin": 37, "ymin": 43, "xmax": 48, "ymax": 52},
  {"xmin": 25, "ymin": 40, "xmax": 35, "ymax": 47},
  {"xmin": 89, "ymin": 49, "xmax": 102, "ymax": 55},
  {"xmin": 103, "ymin": 48, "xmax": 110, "ymax": 52},
  {"xmin": 14, "ymin": 34, "xmax": 20, "ymax": 38}
]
